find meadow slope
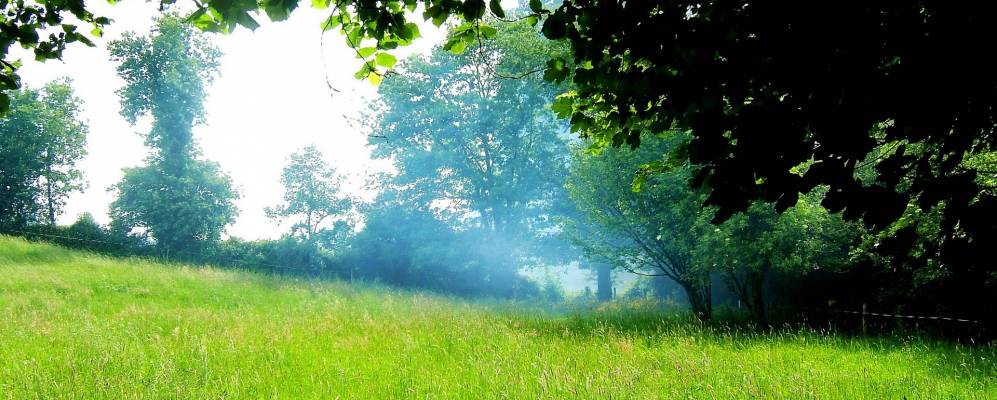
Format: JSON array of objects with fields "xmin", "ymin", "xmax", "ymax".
[{"xmin": 1, "ymin": 236, "xmax": 994, "ymax": 399}]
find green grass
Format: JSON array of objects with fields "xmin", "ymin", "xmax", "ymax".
[{"xmin": 1, "ymin": 236, "xmax": 994, "ymax": 399}]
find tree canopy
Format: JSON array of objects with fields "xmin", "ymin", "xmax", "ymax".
[
  {"xmin": 0, "ymin": 79, "xmax": 87, "ymax": 230},
  {"xmin": 369, "ymin": 19, "xmax": 568, "ymax": 246},
  {"xmin": 267, "ymin": 145, "xmax": 353, "ymax": 247}
]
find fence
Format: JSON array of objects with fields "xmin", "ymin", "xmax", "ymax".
[{"xmin": 792, "ymin": 303, "xmax": 984, "ymax": 336}]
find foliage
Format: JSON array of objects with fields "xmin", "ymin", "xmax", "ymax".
[
  {"xmin": 695, "ymin": 199, "xmax": 858, "ymax": 326},
  {"xmin": 566, "ymin": 134, "xmax": 859, "ymax": 324},
  {"xmin": 266, "ymin": 145, "xmax": 353, "ymax": 248},
  {"xmin": 0, "ymin": 79, "xmax": 87, "ymax": 229},
  {"xmin": 109, "ymin": 159, "xmax": 239, "ymax": 254},
  {"xmin": 188, "ymin": 0, "xmax": 996, "ymax": 305},
  {"xmin": 541, "ymin": 2, "xmax": 997, "ymax": 281},
  {"xmin": 0, "ymin": 0, "xmax": 108, "ymax": 114},
  {"xmin": 368, "ymin": 20, "xmax": 570, "ymax": 267},
  {"xmin": 14, "ymin": 212, "xmax": 150, "ymax": 256},
  {"xmin": 107, "ymin": 16, "xmax": 238, "ymax": 253},
  {"xmin": 564, "ymin": 134, "xmax": 715, "ymax": 319},
  {"xmin": 344, "ymin": 20, "xmax": 570, "ymax": 298},
  {"xmin": 2, "ymin": 237, "xmax": 995, "ymax": 398},
  {"xmin": 108, "ymin": 14, "xmax": 221, "ymax": 176}
]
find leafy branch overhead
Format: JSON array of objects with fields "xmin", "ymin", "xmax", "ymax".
[
  {"xmin": 0, "ymin": 0, "xmax": 111, "ymax": 113},
  {"xmin": 185, "ymin": 0, "xmax": 552, "ymax": 83}
]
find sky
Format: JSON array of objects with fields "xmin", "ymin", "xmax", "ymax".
[{"xmin": 16, "ymin": 2, "xmax": 445, "ymax": 240}]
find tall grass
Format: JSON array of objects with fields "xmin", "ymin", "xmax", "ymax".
[{"xmin": 1, "ymin": 236, "xmax": 994, "ymax": 399}]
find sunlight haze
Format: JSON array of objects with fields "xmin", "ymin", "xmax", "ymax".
[{"xmin": 17, "ymin": 2, "xmax": 443, "ymax": 240}]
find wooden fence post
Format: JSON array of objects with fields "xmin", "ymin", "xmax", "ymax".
[{"xmin": 862, "ymin": 303, "xmax": 868, "ymax": 336}]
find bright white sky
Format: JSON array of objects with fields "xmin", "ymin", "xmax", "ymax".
[{"xmin": 17, "ymin": 2, "xmax": 446, "ymax": 240}]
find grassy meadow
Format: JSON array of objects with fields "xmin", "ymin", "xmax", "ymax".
[{"xmin": 0, "ymin": 236, "xmax": 994, "ymax": 399}]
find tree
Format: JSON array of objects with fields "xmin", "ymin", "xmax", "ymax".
[
  {"xmin": 109, "ymin": 15, "xmax": 221, "ymax": 176},
  {"xmin": 539, "ymin": 2, "xmax": 996, "ymax": 283},
  {"xmin": 267, "ymin": 145, "xmax": 353, "ymax": 247},
  {"xmin": 0, "ymin": 80, "xmax": 87, "ymax": 229},
  {"xmin": 110, "ymin": 160, "xmax": 239, "ymax": 254},
  {"xmin": 35, "ymin": 80, "xmax": 88, "ymax": 225},
  {"xmin": 108, "ymin": 16, "xmax": 238, "ymax": 254},
  {"xmin": 368, "ymin": 20, "xmax": 570, "ymax": 262},
  {"xmin": 3, "ymin": 0, "xmax": 991, "ymax": 277},
  {"xmin": 695, "ymin": 199, "xmax": 858, "ymax": 327},
  {"xmin": 564, "ymin": 134, "xmax": 715, "ymax": 320},
  {"xmin": 567, "ymin": 134, "xmax": 858, "ymax": 324}
]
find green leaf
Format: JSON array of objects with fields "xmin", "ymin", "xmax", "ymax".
[
  {"xmin": 551, "ymin": 93, "xmax": 574, "ymax": 118},
  {"xmin": 320, "ymin": 15, "xmax": 341, "ymax": 32},
  {"xmin": 262, "ymin": 0, "xmax": 298, "ymax": 21},
  {"xmin": 357, "ymin": 47, "xmax": 377, "ymax": 58},
  {"xmin": 461, "ymin": 0, "xmax": 487, "ymax": 20},
  {"xmin": 238, "ymin": 12, "xmax": 262, "ymax": 30},
  {"xmin": 354, "ymin": 64, "xmax": 372, "ymax": 80},
  {"xmin": 375, "ymin": 52, "xmax": 397, "ymax": 68},
  {"xmin": 527, "ymin": 15, "xmax": 539, "ymax": 27},
  {"xmin": 543, "ymin": 57, "xmax": 569, "ymax": 82},
  {"xmin": 400, "ymin": 22, "xmax": 421, "ymax": 41},
  {"xmin": 529, "ymin": 0, "xmax": 543, "ymax": 13},
  {"xmin": 312, "ymin": 0, "xmax": 331, "ymax": 9},
  {"xmin": 432, "ymin": 13, "xmax": 448, "ymax": 27},
  {"xmin": 541, "ymin": 12, "xmax": 568, "ymax": 39},
  {"xmin": 478, "ymin": 25, "xmax": 497, "ymax": 39},
  {"xmin": 367, "ymin": 71, "xmax": 383, "ymax": 85},
  {"xmin": 489, "ymin": 0, "xmax": 505, "ymax": 18},
  {"xmin": 347, "ymin": 26, "xmax": 362, "ymax": 45},
  {"xmin": 443, "ymin": 36, "xmax": 470, "ymax": 54}
]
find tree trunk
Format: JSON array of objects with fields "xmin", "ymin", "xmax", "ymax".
[
  {"xmin": 725, "ymin": 269, "xmax": 769, "ymax": 328},
  {"xmin": 45, "ymin": 162, "xmax": 55, "ymax": 225},
  {"xmin": 596, "ymin": 263, "xmax": 613, "ymax": 302},
  {"xmin": 680, "ymin": 280, "xmax": 712, "ymax": 321},
  {"xmin": 749, "ymin": 270, "xmax": 768, "ymax": 328}
]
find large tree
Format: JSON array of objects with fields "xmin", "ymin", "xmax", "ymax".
[
  {"xmin": 108, "ymin": 16, "xmax": 238, "ymax": 254},
  {"xmin": 109, "ymin": 15, "xmax": 221, "ymax": 176},
  {"xmin": 369, "ymin": 20, "xmax": 569, "ymax": 254},
  {"xmin": 110, "ymin": 160, "xmax": 239, "ymax": 253},
  {"xmin": 0, "ymin": 79, "xmax": 87, "ymax": 229}
]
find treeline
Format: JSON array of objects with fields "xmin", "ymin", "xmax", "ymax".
[{"xmin": 1, "ymin": 15, "xmax": 993, "ymax": 336}]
